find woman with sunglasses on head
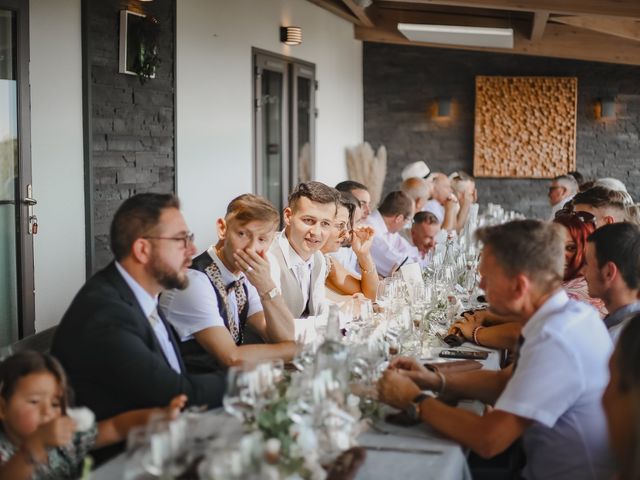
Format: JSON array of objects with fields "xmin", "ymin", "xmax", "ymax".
[
  {"xmin": 321, "ymin": 192, "xmax": 378, "ymax": 301},
  {"xmin": 554, "ymin": 211, "xmax": 607, "ymax": 317},
  {"xmin": 449, "ymin": 211, "xmax": 606, "ymax": 350}
]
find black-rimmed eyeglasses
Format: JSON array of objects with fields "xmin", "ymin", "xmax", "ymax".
[{"xmin": 143, "ymin": 232, "xmax": 195, "ymax": 248}]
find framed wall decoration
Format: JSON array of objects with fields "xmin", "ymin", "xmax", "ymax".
[
  {"xmin": 473, "ymin": 76, "xmax": 577, "ymax": 178},
  {"xmin": 118, "ymin": 10, "xmax": 160, "ymax": 83}
]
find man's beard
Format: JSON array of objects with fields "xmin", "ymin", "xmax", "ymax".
[{"xmin": 149, "ymin": 254, "xmax": 189, "ymax": 290}]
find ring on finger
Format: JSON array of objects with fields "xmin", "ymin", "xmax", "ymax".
[{"xmin": 246, "ymin": 266, "xmax": 254, "ymax": 273}]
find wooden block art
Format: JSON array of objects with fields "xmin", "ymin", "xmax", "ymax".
[{"xmin": 473, "ymin": 76, "xmax": 577, "ymax": 178}]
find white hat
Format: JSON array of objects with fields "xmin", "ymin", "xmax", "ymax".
[{"xmin": 401, "ymin": 161, "xmax": 431, "ymax": 181}]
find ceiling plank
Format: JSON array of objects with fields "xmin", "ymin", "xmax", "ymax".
[
  {"xmin": 355, "ymin": 16, "xmax": 640, "ymax": 65},
  {"xmin": 307, "ymin": 0, "xmax": 361, "ymax": 24},
  {"xmin": 379, "ymin": 0, "xmax": 640, "ymax": 19},
  {"xmin": 342, "ymin": 0, "xmax": 375, "ymax": 27},
  {"xmin": 551, "ymin": 15, "xmax": 640, "ymax": 42},
  {"xmin": 530, "ymin": 11, "xmax": 549, "ymax": 41}
]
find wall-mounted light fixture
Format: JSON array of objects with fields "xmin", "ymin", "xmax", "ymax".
[
  {"xmin": 437, "ymin": 98, "xmax": 452, "ymax": 118},
  {"xmin": 280, "ymin": 26, "xmax": 302, "ymax": 46},
  {"xmin": 597, "ymin": 97, "xmax": 616, "ymax": 119}
]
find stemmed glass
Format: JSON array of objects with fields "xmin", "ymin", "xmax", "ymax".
[{"xmin": 223, "ymin": 366, "xmax": 258, "ymax": 424}]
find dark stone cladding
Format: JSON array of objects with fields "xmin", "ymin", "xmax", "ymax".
[
  {"xmin": 363, "ymin": 42, "xmax": 640, "ymax": 219},
  {"xmin": 87, "ymin": 0, "xmax": 176, "ymax": 271}
]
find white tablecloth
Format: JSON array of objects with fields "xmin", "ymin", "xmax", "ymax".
[{"xmin": 91, "ymin": 344, "xmax": 500, "ymax": 480}]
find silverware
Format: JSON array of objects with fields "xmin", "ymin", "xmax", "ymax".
[
  {"xmin": 368, "ymin": 422, "xmax": 430, "ymax": 440},
  {"xmin": 362, "ymin": 445, "xmax": 443, "ymax": 455}
]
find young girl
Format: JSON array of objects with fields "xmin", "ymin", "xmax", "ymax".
[{"xmin": 0, "ymin": 350, "xmax": 187, "ymax": 479}]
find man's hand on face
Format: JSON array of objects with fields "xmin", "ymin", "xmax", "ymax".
[{"xmin": 233, "ymin": 248, "xmax": 276, "ymax": 295}]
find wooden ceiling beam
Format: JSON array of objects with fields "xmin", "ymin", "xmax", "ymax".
[
  {"xmin": 551, "ymin": 16, "xmax": 640, "ymax": 42},
  {"xmin": 342, "ymin": 0, "xmax": 375, "ymax": 27},
  {"xmin": 307, "ymin": 0, "xmax": 361, "ymax": 24},
  {"xmin": 530, "ymin": 11, "xmax": 549, "ymax": 41},
  {"xmin": 379, "ymin": 0, "xmax": 640, "ymax": 19},
  {"xmin": 355, "ymin": 14, "xmax": 640, "ymax": 65}
]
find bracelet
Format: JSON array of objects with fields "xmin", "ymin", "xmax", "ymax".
[
  {"xmin": 360, "ymin": 264, "xmax": 376, "ymax": 275},
  {"xmin": 472, "ymin": 326, "xmax": 484, "ymax": 345},
  {"xmin": 435, "ymin": 370, "xmax": 446, "ymax": 396}
]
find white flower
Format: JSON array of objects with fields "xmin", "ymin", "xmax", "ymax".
[{"xmin": 67, "ymin": 407, "xmax": 95, "ymax": 432}]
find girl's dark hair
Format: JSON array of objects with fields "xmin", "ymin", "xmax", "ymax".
[{"xmin": 0, "ymin": 351, "xmax": 72, "ymax": 414}]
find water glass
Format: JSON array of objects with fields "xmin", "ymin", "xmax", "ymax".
[{"xmin": 223, "ymin": 366, "xmax": 257, "ymax": 423}]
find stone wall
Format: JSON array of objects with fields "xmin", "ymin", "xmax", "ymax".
[
  {"xmin": 88, "ymin": 0, "xmax": 175, "ymax": 270},
  {"xmin": 363, "ymin": 43, "xmax": 640, "ymax": 219}
]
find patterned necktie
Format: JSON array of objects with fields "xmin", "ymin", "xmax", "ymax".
[{"xmin": 203, "ymin": 263, "xmax": 247, "ymax": 344}]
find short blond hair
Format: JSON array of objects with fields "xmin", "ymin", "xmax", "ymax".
[
  {"xmin": 225, "ymin": 194, "xmax": 279, "ymax": 228},
  {"xmin": 475, "ymin": 220, "xmax": 564, "ymax": 291}
]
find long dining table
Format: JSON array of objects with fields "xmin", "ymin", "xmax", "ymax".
[{"xmin": 91, "ymin": 344, "xmax": 501, "ymax": 480}]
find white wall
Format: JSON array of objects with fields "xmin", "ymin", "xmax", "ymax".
[
  {"xmin": 30, "ymin": 0, "xmax": 85, "ymax": 330},
  {"xmin": 176, "ymin": 0, "xmax": 363, "ymax": 250}
]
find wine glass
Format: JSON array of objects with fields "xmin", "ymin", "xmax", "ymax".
[{"xmin": 223, "ymin": 366, "xmax": 257, "ymax": 424}]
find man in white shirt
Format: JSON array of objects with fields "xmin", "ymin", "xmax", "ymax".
[
  {"xmin": 399, "ymin": 211, "xmax": 441, "ymax": 258},
  {"xmin": 400, "ymin": 177, "xmax": 431, "ymax": 213},
  {"xmin": 583, "ymin": 222, "xmax": 640, "ymax": 343},
  {"xmin": 160, "ymin": 194, "xmax": 297, "ymax": 372},
  {"xmin": 378, "ymin": 219, "xmax": 614, "ymax": 479},
  {"xmin": 548, "ymin": 174, "xmax": 579, "ymax": 220},
  {"xmin": 450, "ymin": 171, "xmax": 477, "ymax": 233},
  {"xmin": 365, "ymin": 191, "xmax": 421, "ymax": 277},
  {"xmin": 269, "ymin": 181, "xmax": 339, "ymax": 318},
  {"xmin": 422, "ymin": 172, "xmax": 457, "ymax": 231}
]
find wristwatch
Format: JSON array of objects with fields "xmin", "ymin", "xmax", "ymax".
[
  {"xmin": 404, "ymin": 392, "xmax": 434, "ymax": 421},
  {"xmin": 261, "ymin": 287, "xmax": 281, "ymax": 301}
]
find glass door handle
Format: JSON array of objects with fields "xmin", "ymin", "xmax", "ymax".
[{"xmin": 23, "ymin": 185, "xmax": 38, "ymax": 235}]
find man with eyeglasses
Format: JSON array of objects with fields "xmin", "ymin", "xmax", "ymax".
[
  {"xmin": 583, "ymin": 222, "xmax": 640, "ymax": 343},
  {"xmin": 52, "ymin": 193, "xmax": 226, "ymax": 460},
  {"xmin": 548, "ymin": 174, "xmax": 578, "ymax": 220}
]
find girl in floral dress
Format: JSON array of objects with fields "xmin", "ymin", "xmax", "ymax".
[{"xmin": 0, "ymin": 350, "xmax": 186, "ymax": 479}]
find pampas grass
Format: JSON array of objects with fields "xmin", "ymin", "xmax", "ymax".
[{"xmin": 346, "ymin": 142, "xmax": 387, "ymax": 207}]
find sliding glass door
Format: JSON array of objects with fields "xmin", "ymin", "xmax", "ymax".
[{"xmin": 0, "ymin": 0, "xmax": 34, "ymax": 345}]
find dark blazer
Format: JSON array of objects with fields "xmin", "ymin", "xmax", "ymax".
[{"xmin": 51, "ymin": 262, "xmax": 226, "ymax": 422}]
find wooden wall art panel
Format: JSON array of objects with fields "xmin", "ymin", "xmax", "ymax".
[{"xmin": 473, "ymin": 76, "xmax": 577, "ymax": 178}]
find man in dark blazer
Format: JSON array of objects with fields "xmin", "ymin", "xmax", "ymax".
[{"xmin": 52, "ymin": 193, "xmax": 225, "ymax": 424}]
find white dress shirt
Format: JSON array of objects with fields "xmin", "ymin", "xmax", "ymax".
[
  {"xmin": 115, "ymin": 261, "xmax": 182, "ymax": 373},
  {"xmin": 269, "ymin": 231, "xmax": 326, "ymax": 316},
  {"xmin": 364, "ymin": 210, "xmax": 421, "ymax": 278},
  {"xmin": 159, "ymin": 247, "xmax": 262, "ymax": 341},
  {"xmin": 495, "ymin": 290, "xmax": 614, "ymax": 480},
  {"xmin": 422, "ymin": 199, "xmax": 445, "ymax": 224}
]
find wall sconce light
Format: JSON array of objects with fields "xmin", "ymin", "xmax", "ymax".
[
  {"xmin": 597, "ymin": 97, "xmax": 616, "ymax": 119},
  {"xmin": 437, "ymin": 98, "xmax": 452, "ymax": 117},
  {"xmin": 280, "ymin": 26, "xmax": 302, "ymax": 45}
]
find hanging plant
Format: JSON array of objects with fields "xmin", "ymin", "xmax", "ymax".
[{"xmin": 131, "ymin": 15, "xmax": 161, "ymax": 85}]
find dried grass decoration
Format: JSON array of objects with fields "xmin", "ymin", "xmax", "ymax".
[
  {"xmin": 132, "ymin": 15, "xmax": 161, "ymax": 85},
  {"xmin": 346, "ymin": 142, "xmax": 387, "ymax": 206}
]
